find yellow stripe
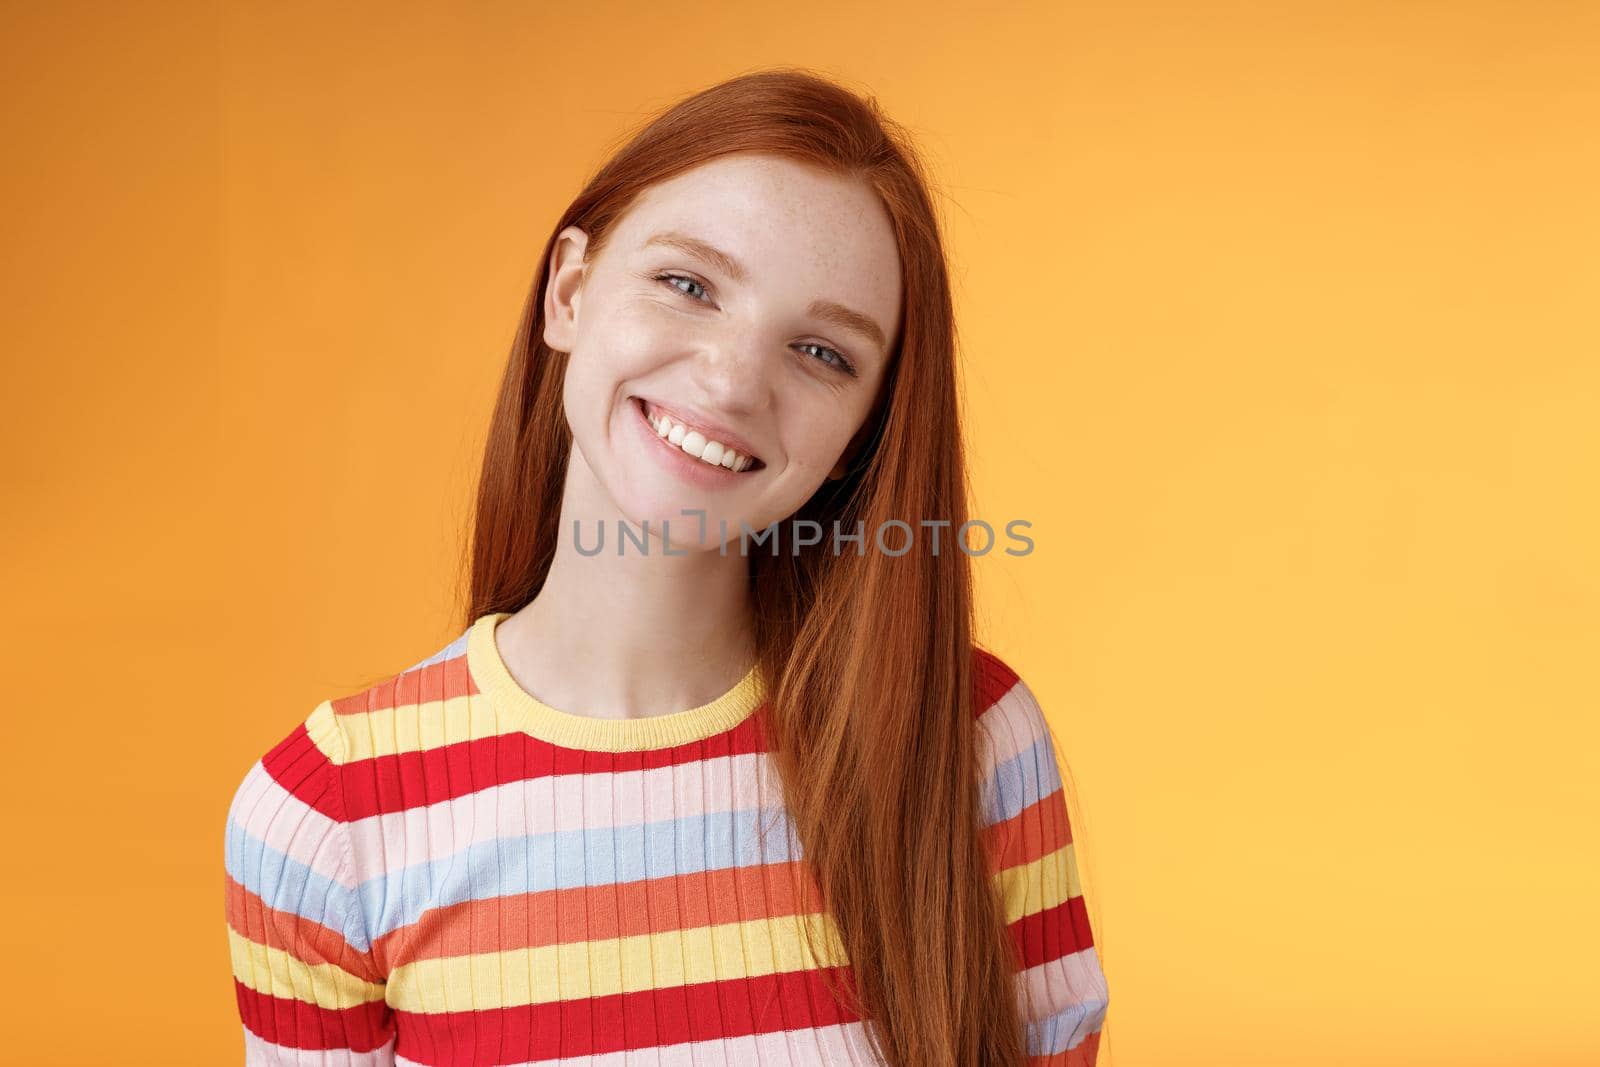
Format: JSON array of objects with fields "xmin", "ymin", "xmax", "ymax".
[
  {"xmin": 303, "ymin": 699, "xmax": 342, "ymax": 763},
  {"xmin": 322, "ymin": 694, "xmax": 514, "ymax": 763},
  {"xmin": 386, "ymin": 910, "xmax": 847, "ymax": 1012},
  {"xmin": 992, "ymin": 842, "xmax": 1082, "ymax": 925},
  {"xmin": 228, "ymin": 927, "xmax": 386, "ymax": 1009}
]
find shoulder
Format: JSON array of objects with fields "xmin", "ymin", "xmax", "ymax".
[
  {"xmin": 226, "ymin": 621, "xmax": 473, "ymax": 821},
  {"xmin": 222, "ymin": 699, "xmax": 360, "ymax": 939},
  {"xmin": 971, "ymin": 644, "xmax": 1051, "ymax": 748},
  {"xmin": 223, "ymin": 627, "xmax": 470, "ymax": 962},
  {"xmin": 225, "ymin": 699, "xmax": 349, "ymax": 843},
  {"xmin": 222, "ymin": 698, "xmax": 382, "ymax": 963},
  {"xmin": 230, "ymin": 617, "xmax": 480, "ymax": 844}
]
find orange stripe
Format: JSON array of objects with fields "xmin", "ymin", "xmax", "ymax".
[
  {"xmin": 377, "ymin": 858, "xmax": 830, "ymax": 964},
  {"xmin": 984, "ymin": 786, "xmax": 1072, "ymax": 873},
  {"xmin": 224, "ymin": 873, "xmax": 385, "ymax": 983},
  {"xmin": 329, "ymin": 645, "xmax": 474, "ymax": 716}
]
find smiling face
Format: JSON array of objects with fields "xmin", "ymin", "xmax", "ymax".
[{"xmin": 542, "ymin": 152, "xmax": 903, "ymax": 550}]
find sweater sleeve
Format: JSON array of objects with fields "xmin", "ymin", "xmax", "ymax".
[
  {"xmin": 223, "ymin": 700, "xmax": 396, "ymax": 1064},
  {"xmin": 976, "ymin": 655, "xmax": 1110, "ymax": 1066}
]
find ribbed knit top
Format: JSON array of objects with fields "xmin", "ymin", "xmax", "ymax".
[{"xmin": 223, "ymin": 611, "xmax": 1109, "ymax": 1066}]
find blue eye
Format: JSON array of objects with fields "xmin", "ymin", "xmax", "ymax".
[
  {"xmin": 654, "ymin": 272, "xmax": 711, "ymax": 303},
  {"xmin": 796, "ymin": 341, "xmax": 857, "ymax": 377}
]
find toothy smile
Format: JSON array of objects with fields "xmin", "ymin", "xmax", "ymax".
[{"xmin": 635, "ymin": 397, "xmax": 765, "ymax": 473}]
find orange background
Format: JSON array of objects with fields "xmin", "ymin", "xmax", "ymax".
[{"xmin": 2, "ymin": 2, "xmax": 1596, "ymax": 1064}]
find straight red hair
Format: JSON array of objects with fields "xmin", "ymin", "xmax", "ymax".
[{"xmin": 464, "ymin": 67, "xmax": 1028, "ymax": 1066}]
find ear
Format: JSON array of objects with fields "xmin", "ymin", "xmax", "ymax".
[{"xmin": 542, "ymin": 225, "xmax": 591, "ymax": 353}]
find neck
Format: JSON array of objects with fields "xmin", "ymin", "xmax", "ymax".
[{"xmin": 494, "ymin": 446, "xmax": 757, "ymax": 721}]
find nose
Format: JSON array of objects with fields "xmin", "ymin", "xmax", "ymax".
[{"xmin": 691, "ymin": 325, "xmax": 773, "ymax": 414}]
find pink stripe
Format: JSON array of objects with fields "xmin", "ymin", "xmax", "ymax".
[
  {"xmin": 229, "ymin": 761, "xmax": 355, "ymax": 889},
  {"xmin": 345, "ymin": 751, "xmax": 788, "ymax": 878},
  {"xmin": 244, "ymin": 1028, "xmax": 397, "ymax": 1065},
  {"xmin": 1015, "ymin": 944, "xmax": 1110, "ymax": 1030},
  {"xmin": 977, "ymin": 679, "xmax": 1051, "ymax": 767},
  {"xmin": 393, "ymin": 1018, "xmax": 883, "ymax": 1067}
]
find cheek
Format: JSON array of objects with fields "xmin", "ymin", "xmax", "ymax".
[
  {"xmin": 785, "ymin": 409, "xmax": 863, "ymax": 472},
  {"xmin": 564, "ymin": 332, "xmax": 637, "ymax": 405},
  {"xmin": 582, "ymin": 305, "xmax": 680, "ymax": 378}
]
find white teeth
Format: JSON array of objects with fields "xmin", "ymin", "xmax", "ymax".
[{"xmin": 644, "ymin": 405, "xmax": 756, "ymax": 472}]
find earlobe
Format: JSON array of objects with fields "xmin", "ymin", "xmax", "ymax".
[{"xmin": 541, "ymin": 225, "xmax": 590, "ymax": 353}]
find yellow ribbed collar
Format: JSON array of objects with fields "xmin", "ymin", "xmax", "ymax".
[{"xmin": 465, "ymin": 611, "xmax": 765, "ymax": 751}]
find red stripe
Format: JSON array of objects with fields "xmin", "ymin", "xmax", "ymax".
[
  {"xmin": 1010, "ymin": 893, "xmax": 1097, "ymax": 971},
  {"xmin": 259, "ymin": 720, "xmax": 342, "ymax": 820},
  {"xmin": 234, "ymin": 980, "xmax": 393, "ymax": 1052},
  {"xmin": 389, "ymin": 965, "xmax": 863, "ymax": 1066},
  {"xmin": 973, "ymin": 645, "xmax": 1021, "ymax": 717},
  {"xmin": 338, "ymin": 709, "xmax": 774, "ymax": 820}
]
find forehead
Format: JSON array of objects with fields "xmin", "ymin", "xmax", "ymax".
[{"xmin": 605, "ymin": 154, "xmax": 903, "ymax": 337}]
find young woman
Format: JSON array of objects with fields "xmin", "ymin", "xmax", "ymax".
[{"xmin": 224, "ymin": 69, "xmax": 1110, "ymax": 1066}]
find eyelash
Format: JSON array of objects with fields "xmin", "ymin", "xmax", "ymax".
[{"xmin": 651, "ymin": 271, "xmax": 858, "ymax": 378}]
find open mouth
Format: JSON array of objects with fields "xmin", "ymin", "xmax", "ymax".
[{"xmin": 633, "ymin": 396, "xmax": 766, "ymax": 473}]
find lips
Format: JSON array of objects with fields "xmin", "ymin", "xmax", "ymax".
[{"xmin": 632, "ymin": 396, "xmax": 766, "ymax": 471}]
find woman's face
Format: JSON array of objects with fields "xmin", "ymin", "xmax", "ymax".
[{"xmin": 544, "ymin": 152, "xmax": 903, "ymax": 550}]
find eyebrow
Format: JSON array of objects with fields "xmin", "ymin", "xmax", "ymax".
[{"xmin": 641, "ymin": 230, "xmax": 890, "ymax": 353}]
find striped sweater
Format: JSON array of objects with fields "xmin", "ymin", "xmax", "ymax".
[{"xmin": 223, "ymin": 611, "xmax": 1109, "ymax": 1065}]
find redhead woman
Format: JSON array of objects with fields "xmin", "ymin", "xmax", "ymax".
[{"xmin": 223, "ymin": 68, "xmax": 1110, "ymax": 1066}]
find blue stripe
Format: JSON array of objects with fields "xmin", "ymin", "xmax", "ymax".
[
  {"xmin": 225, "ymin": 814, "xmax": 371, "ymax": 953},
  {"xmin": 400, "ymin": 628, "xmax": 470, "ymax": 674},
  {"xmin": 1026, "ymin": 986, "xmax": 1110, "ymax": 1055},
  {"xmin": 984, "ymin": 734, "xmax": 1064, "ymax": 827},
  {"xmin": 358, "ymin": 805, "xmax": 801, "ymax": 939}
]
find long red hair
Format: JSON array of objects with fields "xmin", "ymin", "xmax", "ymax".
[{"xmin": 464, "ymin": 67, "xmax": 1027, "ymax": 1066}]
